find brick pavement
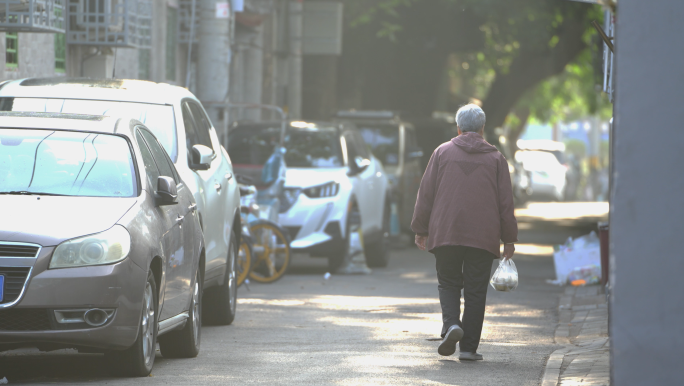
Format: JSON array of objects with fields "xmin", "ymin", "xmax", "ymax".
[{"xmin": 542, "ymin": 285, "xmax": 610, "ymax": 386}]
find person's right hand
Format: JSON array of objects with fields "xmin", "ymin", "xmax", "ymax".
[
  {"xmin": 415, "ymin": 235, "xmax": 428, "ymax": 251},
  {"xmin": 502, "ymin": 243, "xmax": 515, "ymax": 261}
]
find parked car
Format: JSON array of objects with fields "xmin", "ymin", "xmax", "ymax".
[
  {"xmin": 0, "ymin": 78, "xmax": 241, "ymax": 324},
  {"xmin": 515, "ymin": 150, "xmax": 567, "ymax": 201},
  {"xmin": 0, "ymin": 113, "xmax": 204, "ymax": 376},
  {"xmin": 517, "ymin": 139, "xmax": 579, "ymax": 201},
  {"xmin": 507, "ymin": 159, "xmax": 533, "ymax": 205},
  {"xmin": 334, "ymin": 111, "xmax": 422, "ymax": 234},
  {"xmin": 228, "ymin": 120, "xmax": 391, "ymax": 270},
  {"xmin": 407, "ymin": 113, "xmax": 459, "ymax": 171}
]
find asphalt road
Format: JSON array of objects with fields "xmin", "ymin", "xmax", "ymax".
[{"xmin": 0, "ymin": 240, "xmax": 564, "ymax": 385}]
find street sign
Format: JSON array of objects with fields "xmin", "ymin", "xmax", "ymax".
[{"xmin": 216, "ymin": 2, "xmax": 230, "ymax": 18}]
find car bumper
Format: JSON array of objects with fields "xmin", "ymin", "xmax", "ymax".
[
  {"xmin": 0, "ymin": 254, "xmax": 147, "ymax": 351},
  {"xmin": 278, "ymin": 194, "xmax": 347, "ymax": 255}
]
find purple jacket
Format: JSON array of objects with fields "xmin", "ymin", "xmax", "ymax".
[{"xmin": 410, "ymin": 132, "xmax": 518, "ymax": 257}]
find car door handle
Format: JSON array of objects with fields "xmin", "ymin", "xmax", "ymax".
[
  {"xmin": 176, "ymin": 215, "xmax": 184, "ymax": 223},
  {"xmin": 188, "ymin": 204, "xmax": 197, "ymax": 212},
  {"xmin": 215, "ymin": 183, "xmax": 222, "ymax": 192},
  {"xmin": 225, "ymin": 173, "xmax": 233, "ymax": 181}
]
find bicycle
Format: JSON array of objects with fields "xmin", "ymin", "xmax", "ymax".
[
  {"xmin": 247, "ymin": 219, "xmax": 291, "ymax": 283},
  {"xmin": 236, "ymin": 175, "xmax": 291, "ymax": 285}
]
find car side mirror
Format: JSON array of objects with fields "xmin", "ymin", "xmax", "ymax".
[
  {"xmin": 190, "ymin": 144, "xmax": 214, "ymax": 170},
  {"xmin": 156, "ymin": 176, "xmax": 178, "ymax": 206},
  {"xmin": 348, "ymin": 156, "xmax": 370, "ymax": 176}
]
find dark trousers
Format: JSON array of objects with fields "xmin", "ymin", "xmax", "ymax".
[{"xmin": 434, "ymin": 245, "xmax": 495, "ymax": 353}]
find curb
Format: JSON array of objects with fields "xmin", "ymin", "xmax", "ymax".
[{"xmin": 541, "ymin": 348, "xmax": 569, "ymax": 386}]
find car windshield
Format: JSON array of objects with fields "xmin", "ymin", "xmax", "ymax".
[
  {"xmin": 0, "ymin": 97, "xmax": 178, "ymax": 162},
  {"xmin": 0, "ymin": 129, "xmax": 137, "ymax": 197},
  {"xmin": 229, "ymin": 124, "xmax": 343, "ymax": 168},
  {"xmin": 357, "ymin": 124, "xmax": 400, "ymax": 165}
]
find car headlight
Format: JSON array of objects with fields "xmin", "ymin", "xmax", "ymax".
[
  {"xmin": 303, "ymin": 182, "xmax": 340, "ymax": 199},
  {"xmin": 50, "ymin": 225, "xmax": 131, "ymax": 269},
  {"xmin": 279, "ymin": 188, "xmax": 301, "ymax": 213}
]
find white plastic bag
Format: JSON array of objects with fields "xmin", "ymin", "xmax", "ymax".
[{"xmin": 490, "ymin": 259, "xmax": 519, "ymax": 292}]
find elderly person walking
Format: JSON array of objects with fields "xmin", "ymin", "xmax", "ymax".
[{"xmin": 411, "ymin": 104, "xmax": 518, "ymax": 361}]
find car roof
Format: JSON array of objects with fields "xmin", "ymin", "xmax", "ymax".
[
  {"xmin": 0, "ymin": 77, "xmax": 194, "ymax": 105},
  {"xmin": 0, "ymin": 111, "xmax": 124, "ymax": 134},
  {"xmin": 231, "ymin": 120, "xmax": 342, "ymax": 130}
]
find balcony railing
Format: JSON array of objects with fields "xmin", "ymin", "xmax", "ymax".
[
  {"xmin": 66, "ymin": 0, "xmax": 150, "ymax": 48},
  {"xmin": 0, "ymin": 0, "xmax": 65, "ymax": 33}
]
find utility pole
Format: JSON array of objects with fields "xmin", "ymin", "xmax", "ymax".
[
  {"xmin": 287, "ymin": 1, "xmax": 303, "ymax": 119},
  {"xmin": 197, "ymin": 0, "xmax": 232, "ymax": 125}
]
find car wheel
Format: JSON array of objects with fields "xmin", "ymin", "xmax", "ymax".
[
  {"xmin": 203, "ymin": 230, "xmax": 238, "ymax": 325},
  {"xmin": 365, "ymin": 200, "xmax": 390, "ymax": 268},
  {"xmin": 158, "ymin": 268, "xmax": 202, "ymax": 358},
  {"xmin": 107, "ymin": 270, "xmax": 158, "ymax": 377},
  {"xmin": 327, "ymin": 203, "xmax": 361, "ymax": 272}
]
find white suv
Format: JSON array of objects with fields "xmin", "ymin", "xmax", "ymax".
[
  {"xmin": 229, "ymin": 120, "xmax": 391, "ymax": 271},
  {"xmin": 0, "ymin": 78, "xmax": 241, "ymax": 325}
]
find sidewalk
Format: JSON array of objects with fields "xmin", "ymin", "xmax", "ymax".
[{"xmin": 542, "ymin": 285, "xmax": 610, "ymax": 386}]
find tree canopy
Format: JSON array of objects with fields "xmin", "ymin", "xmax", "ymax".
[{"xmin": 325, "ymin": 0, "xmax": 607, "ymax": 145}]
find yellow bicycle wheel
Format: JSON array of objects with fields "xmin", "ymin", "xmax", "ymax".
[
  {"xmin": 248, "ymin": 220, "xmax": 291, "ymax": 283},
  {"xmin": 237, "ymin": 241, "xmax": 252, "ymax": 287}
]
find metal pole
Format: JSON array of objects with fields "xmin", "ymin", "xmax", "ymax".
[
  {"xmin": 287, "ymin": 1, "xmax": 303, "ymax": 119},
  {"xmin": 185, "ymin": 0, "xmax": 197, "ymax": 88},
  {"xmin": 197, "ymin": 0, "xmax": 231, "ymax": 126}
]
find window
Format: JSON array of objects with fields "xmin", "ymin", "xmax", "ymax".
[
  {"xmin": 135, "ymin": 130, "xmax": 160, "ymax": 188},
  {"xmin": 166, "ymin": 7, "xmax": 178, "ymax": 81},
  {"xmin": 0, "ymin": 129, "xmax": 137, "ymax": 197},
  {"xmin": 358, "ymin": 124, "xmax": 400, "ymax": 165},
  {"xmin": 54, "ymin": 8, "xmax": 65, "ymax": 73},
  {"xmin": 228, "ymin": 125, "xmax": 344, "ymax": 168},
  {"xmin": 138, "ymin": 128, "xmax": 178, "ymax": 184},
  {"xmin": 138, "ymin": 49, "xmax": 150, "ymax": 80},
  {"xmin": 0, "ymin": 97, "xmax": 178, "ymax": 162},
  {"xmin": 6, "ymin": 32, "xmax": 18, "ymax": 69},
  {"xmin": 188, "ymin": 102, "xmax": 213, "ymax": 137},
  {"xmin": 182, "ymin": 102, "xmax": 213, "ymax": 153},
  {"xmin": 54, "ymin": 33, "xmax": 66, "ymax": 73}
]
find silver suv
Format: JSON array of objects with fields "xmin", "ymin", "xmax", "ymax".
[{"xmin": 0, "ymin": 78, "xmax": 241, "ymax": 325}]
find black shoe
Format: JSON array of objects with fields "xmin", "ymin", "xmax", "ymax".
[{"xmin": 437, "ymin": 325, "xmax": 464, "ymax": 356}]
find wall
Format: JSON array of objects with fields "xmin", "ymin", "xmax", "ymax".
[
  {"xmin": 611, "ymin": 0, "xmax": 684, "ymax": 384},
  {"xmin": 0, "ymin": 32, "xmax": 59, "ymax": 80}
]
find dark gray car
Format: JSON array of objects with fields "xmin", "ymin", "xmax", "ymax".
[{"xmin": 0, "ymin": 112, "xmax": 204, "ymax": 377}]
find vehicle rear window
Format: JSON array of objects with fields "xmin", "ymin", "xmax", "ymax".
[
  {"xmin": 358, "ymin": 124, "xmax": 400, "ymax": 165},
  {"xmin": 0, "ymin": 129, "xmax": 137, "ymax": 197},
  {"xmin": 229, "ymin": 125, "xmax": 343, "ymax": 168},
  {"xmin": 0, "ymin": 97, "xmax": 178, "ymax": 162}
]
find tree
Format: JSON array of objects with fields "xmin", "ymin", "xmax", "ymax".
[{"xmin": 306, "ymin": 0, "xmax": 602, "ymax": 145}]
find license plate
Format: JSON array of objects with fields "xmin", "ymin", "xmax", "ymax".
[{"xmin": 0, "ymin": 275, "xmax": 4, "ymax": 303}]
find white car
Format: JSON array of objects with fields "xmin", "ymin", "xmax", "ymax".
[
  {"xmin": 516, "ymin": 150, "xmax": 567, "ymax": 201},
  {"xmin": 229, "ymin": 121, "xmax": 391, "ymax": 270},
  {"xmin": 0, "ymin": 78, "xmax": 241, "ymax": 325}
]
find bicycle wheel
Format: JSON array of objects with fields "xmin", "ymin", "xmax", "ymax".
[
  {"xmin": 237, "ymin": 238, "xmax": 253, "ymax": 287},
  {"xmin": 248, "ymin": 219, "xmax": 291, "ymax": 283}
]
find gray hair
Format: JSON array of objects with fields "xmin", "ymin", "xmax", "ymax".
[{"xmin": 455, "ymin": 104, "xmax": 486, "ymax": 133}]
